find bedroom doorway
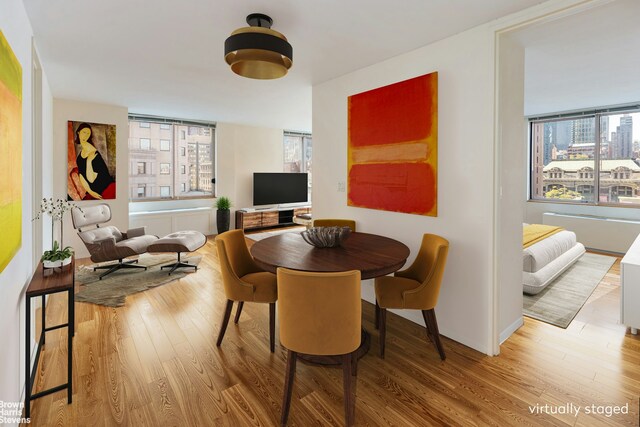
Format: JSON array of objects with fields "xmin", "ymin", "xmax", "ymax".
[{"xmin": 494, "ymin": 0, "xmax": 632, "ymax": 350}]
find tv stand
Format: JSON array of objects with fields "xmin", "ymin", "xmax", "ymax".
[{"xmin": 236, "ymin": 206, "xmax": 311, "ymax": 231}]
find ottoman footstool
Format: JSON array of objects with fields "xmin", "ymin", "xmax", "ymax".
[{"xmin": 147, "ymin": 231, "xmax": 207, "ymax": 275}]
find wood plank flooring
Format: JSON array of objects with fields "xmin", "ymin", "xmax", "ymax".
[{"xmin": 23, "ymin": 241, "xmax": 639, "ymax": 426}]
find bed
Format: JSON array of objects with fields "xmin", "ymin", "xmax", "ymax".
[{"xmin": 522, "ymin": 224, "xmax": 585, "ymax": 295}]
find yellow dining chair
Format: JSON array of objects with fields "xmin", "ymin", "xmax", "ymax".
[
  {"xmin": 277, "ymin": 268, "xmax": 361, "ymax": 426},
  {"xmin": 312, "ymin": 218, "xmax": 357, "ymax": 232},
  {"xmin": 215, "ymin": 229, "xmax": 277, "ymax": 352},
  {"xmin": 374, "ymin": 234, "xmax": 449, "ymax": 360}
]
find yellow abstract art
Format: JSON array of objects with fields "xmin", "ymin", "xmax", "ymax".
[{"xmin": 0, "ymin": 30, "xmax": 22, "ymax": 273}]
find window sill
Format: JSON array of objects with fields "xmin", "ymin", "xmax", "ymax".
[{"xmin": 130, "ymin": 206, "xmax": 212, "ymax": 216}]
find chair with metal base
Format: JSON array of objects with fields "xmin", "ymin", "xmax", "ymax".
[
  {"xmin": 71, "ymin": 204, "xmax": 158, "ymax": 279},
  {"xmin": 147, "ymin": 230, "xmax": 207, "ymax": 275},
  {"xmin": 277, "ymin": 268, "xmax": 361, "ymax": 426},
  {"xmin": 374, "ymin": 233, "xmax": 449, "ymax": 360}
]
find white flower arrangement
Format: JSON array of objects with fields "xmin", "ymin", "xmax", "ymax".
[{"xmin": 33, "ymin": 198, "xmax": 82, "ymax": 264}]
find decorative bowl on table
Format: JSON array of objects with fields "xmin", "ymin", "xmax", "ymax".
[{"xmin": 301, "ymin": 226, "xmax": 351, "ymax": 248}]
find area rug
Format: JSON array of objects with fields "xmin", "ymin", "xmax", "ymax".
[
  {"xmin": 75, "ymin": 253, "xmax": 202, "ymax": 307},
  {"xmin": 245, "ymin": 226, "xmax": 306, "ymax": 242},
  {"xmin": 523, "ymin": 252, "xmax": 616, "ymax": 328}
]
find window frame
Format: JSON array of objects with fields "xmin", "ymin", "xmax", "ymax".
[
  {"xmin": 128, "ymin": 115, "xmax": 216, "ymax": 202},
  {"xmin": 160, "ymin": 139, "xmax": 171, "ymax": 151},
  {"xmin": 528, "ymin": 104, "xmax": 640, "ymax": 208}
]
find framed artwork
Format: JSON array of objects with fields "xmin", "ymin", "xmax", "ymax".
[
  {"xmin": 0, "ymin": 30, "xmax": 22, "ymax": 273},
  {"xmin": 67, "ymin": 121, "xmax": 117, "ymax": 200},
  {"xmin": 347, "ymin": 72, "xmax": 438, "ymax": 216}
]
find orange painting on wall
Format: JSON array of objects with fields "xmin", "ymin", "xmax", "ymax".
[{"xmin": 347, "ymin": 72, "xmax": 438, "ymax": 216}]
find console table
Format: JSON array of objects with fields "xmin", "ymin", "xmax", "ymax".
[
  {"xmin": 24, "ymin": 259, "xmax": 75, "ymax": 418},
  {"xmin": 622, "ymin": 234, "xmax": 640, "ymax": 335},
  {"xmin": 236, "ymin": 206, "xmax": 311, "ymax": 231}
]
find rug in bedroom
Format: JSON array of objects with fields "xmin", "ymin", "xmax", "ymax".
[
  {"xmin": 523, "ymin": 252, "xmax": 616, "ymax": 328},
  {"xmin": 245, "ymin": 226, "xmax": 306, "ymax": 242},
  {"xmin": 75, "ymin": 253, "xmax": 202, "ymax": 307}
]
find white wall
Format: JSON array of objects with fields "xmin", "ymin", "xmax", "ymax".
[
  {"xmin": 496, "ymin": 33, "xmax": 527, "ymax": 344},
  {"xmin": 216, "ymin": 123, "xmax": 284, "ymax": 228},
  {"xmin": 0, "ymin": 0, "xmax": 53, "ymax": 414},
  {"xmin": 313, "ymin": 26, "xmax": 497, "ymax": 354},
  {"xmin": 53, "ymin": 99, "xmax": 130, "ymax": 258}
]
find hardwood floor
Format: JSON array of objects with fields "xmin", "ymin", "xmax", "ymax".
[{"xmin": 24, "ymin": 242, "xmax": 639, "ymax": 426}]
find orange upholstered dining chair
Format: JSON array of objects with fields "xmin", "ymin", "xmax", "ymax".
[
  {"xmin": 312, "ymin": 218, "xmax": 357, "ymax": 232},
  {"xmin": 277, "ymin": 268, "xmax": 361, "ymax": 426},
  {"xmin": 374, "ymin": 233, "xmax": 449, "ymax": 360},
  {"xmin": 215, "ymin": 229, "xmax": 277, "ymax": 352}
]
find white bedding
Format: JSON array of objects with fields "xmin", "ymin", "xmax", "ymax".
[
  {"xmin": 523, "ymin": 230, "xmax": 577, "ymax": 273},
  {"xmin": 523, "ymin": 242, "xmax": 585, "ymax": 295}
]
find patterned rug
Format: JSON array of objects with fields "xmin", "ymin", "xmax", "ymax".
[
  {"xmin": 523, "ymin": 252, "xmax": 616, "ymax": 328},
  {"xmin": 75, "ymin": 253, "xmax": 202, "ymax": 307}
]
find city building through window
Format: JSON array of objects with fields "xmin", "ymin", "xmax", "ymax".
[
  {"xmin": 530, "ymin": 106, "xmax": 640, "ymax": 205},
  {"xmin": 283, "ymin": 131, "xmax": 312, "ymax": 201},
  {"xmin": 128, "ymin": 116, "xmax": 215, "ymax": 200}
]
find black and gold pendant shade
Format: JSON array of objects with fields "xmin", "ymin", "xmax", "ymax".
[{"xmin": 224, "ymin": 13, "xmax": 293, "ymax": 80}]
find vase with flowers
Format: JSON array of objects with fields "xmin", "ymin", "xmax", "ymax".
[{"xmin": 33, "ymin": 198, "xmax": 81, "ymax": 268}]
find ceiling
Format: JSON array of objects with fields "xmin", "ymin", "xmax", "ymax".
[
  {"xmin": 519, "ymin": 0, "xmax": 640, "ymax": 116},
  {"xmin": 24, "ymin": 0, "xmax": 545, "ymax": 131}
]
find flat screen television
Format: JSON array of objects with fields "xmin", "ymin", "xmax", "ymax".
[{"xmin": 253, "ymin": 172, "xmax": 308, "ymax": 206}]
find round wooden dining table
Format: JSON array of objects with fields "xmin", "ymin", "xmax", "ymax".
[
  {"xmin": 250, "ymin": 231, "xmax": 410, "ymax": 280},
  {"xmin": 250, "ymin": 231, "xmax": 410, "ymax": 364}
]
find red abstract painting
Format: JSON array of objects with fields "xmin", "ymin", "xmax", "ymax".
[{"xmin": 348, "ymin": 72, "xmax": 438, "ymax": 216}]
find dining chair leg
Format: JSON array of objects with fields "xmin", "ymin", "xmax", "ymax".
[
  {"xmin": 421, "ymin": 310, "xmax": 434, "ymax": 343},
  {"xmin": 341, "ymin": 352, "xmax": 356, "ymax": 427},
  {"xmin": 379, "ymin": 308, "xmax": 387, "ymax": 358},
  {"xmin": 269, "ymin": 302, "xmax": 276, "ymax": 353},
  {"xmin": 425, "ymin": 309, "xmax": 446, "ymax": 360},
  {"xmin": 281, "ymin": 350, "xmax": 297, "ymax": 426},
  {"xmin": 216, "ymin": 299, "xmax": 234, "ymax": 347},
  {"xmin": 374, "ymin": 299, "xmax": 380, "ymax": 330},
  {"xmin": 234, "ymin": 301, "xmax": 244, "ymax": 324}
]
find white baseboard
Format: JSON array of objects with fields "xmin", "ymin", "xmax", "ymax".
[{"xmin": 499, "ymin": 316, "xmax": 524, "ymax": 345}]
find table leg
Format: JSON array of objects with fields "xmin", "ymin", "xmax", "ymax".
[
  {"xmin": 25, "ymin": 296, "xmax": 31, "ymax": 419},
  {"xmin": 41, "ymin": 294, "xmax": 46, "ymax": 345},
  {"xmin": 67, "ymin": 289, "xmax": 73, "ymax": 403}
]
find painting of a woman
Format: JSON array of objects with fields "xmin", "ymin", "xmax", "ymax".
[{"xmin": 67, "ymin": 121, "xmax": 116, "ymax": 200}]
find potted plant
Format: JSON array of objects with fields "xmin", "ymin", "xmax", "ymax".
[
  {"xmin": 33, "ymin": 197, "xmax": 80, "ymax": 267},
  {"xmin": 215, "ymin": 196, "xmax": 232, "ymax": 234},
  {"xmin": 42, "ymin": 240, "xmax": 74, "ymax": 268}
]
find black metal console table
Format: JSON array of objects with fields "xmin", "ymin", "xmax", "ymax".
[{"xmin": 24, "ymin": 258, "xmax": 75, "ymax": 418}]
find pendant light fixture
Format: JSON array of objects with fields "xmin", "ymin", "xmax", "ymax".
[{"xmin": 224, "ymin": 13, "xmax": 293, "ymax": 80}]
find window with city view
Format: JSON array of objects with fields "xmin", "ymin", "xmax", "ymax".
[
  {"xmin": 530, "ymin": 107, "xmax": 640, "ymax": 206},
  {"xmin": 128, "ymin": 118, "xmax": 215, "ymax": 200},
  {"xmin": 283, "ymin": 131, "xmax": 312, "ymax": 200}
]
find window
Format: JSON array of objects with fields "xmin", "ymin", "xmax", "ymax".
[
  {"xmin": 530, "ymin": 107, "xmax": 640, "ymax": 206},
  {"xmin": 284, "ymin": 131, "xmax": 312, "ymax": 199},
  {"xmin": 139, "ymin": 122, "xmax": 150, "ymax": 128},
  {"xmin": 128, "ymin": 117, "xmax": 216, "ymax": 200}
]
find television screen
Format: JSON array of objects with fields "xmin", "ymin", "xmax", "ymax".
[{"xmin": 253, "ymin": 173, "xmax": 308, "ymax": 206}]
